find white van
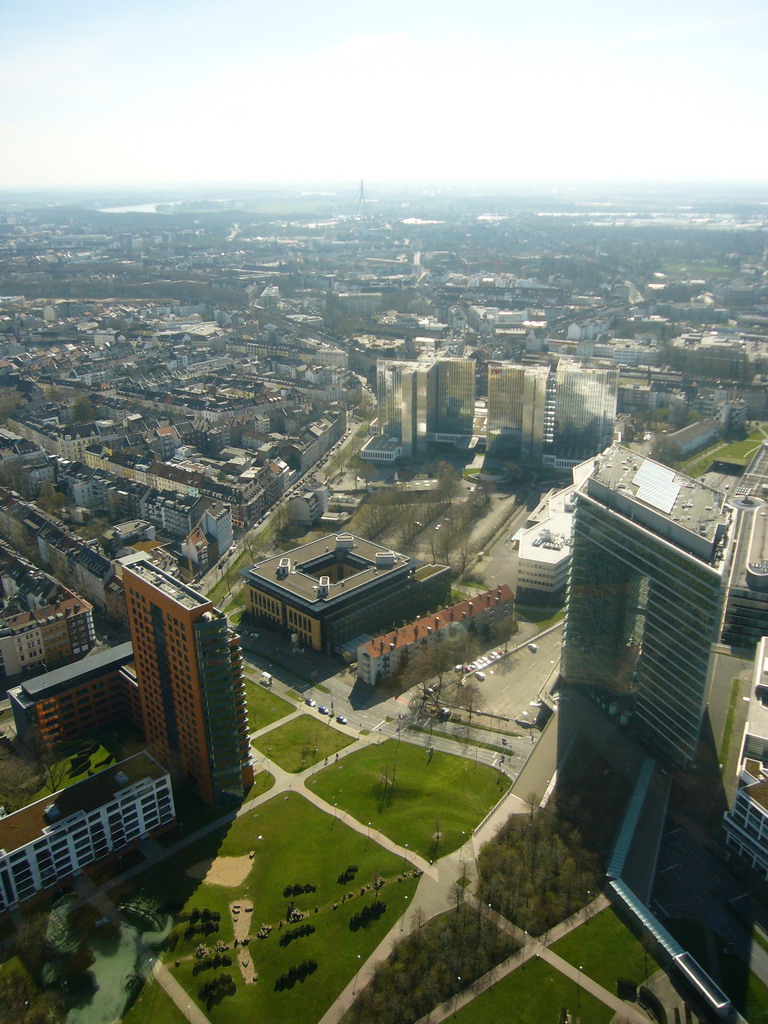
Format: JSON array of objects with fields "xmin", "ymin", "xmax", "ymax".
[
  {"xmin": 528, "ymin": 643, "xmax": 538, "ymax": 654},
  {"xmin": 260, "ymin": 672, "xmax": 273, "ymax": 688}
]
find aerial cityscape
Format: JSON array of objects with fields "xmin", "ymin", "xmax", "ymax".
[
  {"xmin": 2, "ymin": 2, "xmax": 768, "ymax": 1023},
  {"xmin": 0, "ymin": 176, "xmax": 765, "ymax": 1024}
]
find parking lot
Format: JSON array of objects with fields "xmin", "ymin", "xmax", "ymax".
[{"xmin": 470, "ymin": 621, "xmax": 563, "ymax": 723}]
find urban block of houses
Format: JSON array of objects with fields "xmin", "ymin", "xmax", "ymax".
[{"xmin": 357, "ymin": 584, "xmax": 514, "ymax": 686}]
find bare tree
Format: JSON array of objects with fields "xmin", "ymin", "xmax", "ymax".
[
  {"xmin": 454, "ymin": 680, "xmax": 484, "ymax": 725},
  {"xmin": 0, "ymin": 748, "xmax": 41, "ymax": 811}
]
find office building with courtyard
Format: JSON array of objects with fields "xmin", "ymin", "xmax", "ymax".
[{"xmin": 242, "ymin": 532, "xmax": 451, "ymax": 654}]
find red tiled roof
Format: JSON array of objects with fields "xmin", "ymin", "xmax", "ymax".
[{"xmin": 363, "ymin": 584, "xmax": 513, "ymax": 657}]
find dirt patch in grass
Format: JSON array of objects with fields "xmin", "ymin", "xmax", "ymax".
[
  {"xmin": 230, "ymin": 899, "xmax": 258, "ymax": 984},
  {"xmin": 186, "ymin": 856, "xmax": 253, "ymax": 887}
]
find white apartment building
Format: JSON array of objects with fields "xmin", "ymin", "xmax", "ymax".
[
  {"xmin": 357, "ymin": 585, "xmax": 513, "ymax": 686},
  {"xmin": 0, "ymin": 752, "xmax": 174, "ymax": 913}
]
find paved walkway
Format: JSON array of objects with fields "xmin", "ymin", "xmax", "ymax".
[
  {"xmin": 68, "ymin": 690, "xmax": 650, "ymax": 1024},
  {"xmin": 404, "ymin": 894, "xmax": 657, "ymax": 1024}
]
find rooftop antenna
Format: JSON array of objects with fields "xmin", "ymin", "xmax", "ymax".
[{"xmin": 357, "ymin": 179, "xmax": 366, "ymax": 217}]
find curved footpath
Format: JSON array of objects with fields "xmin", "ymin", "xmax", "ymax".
[{"xmin": 67, "ymin": 707, "xmax": 648, "ymax": 1024}]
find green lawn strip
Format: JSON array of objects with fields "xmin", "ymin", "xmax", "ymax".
[
  {"xmin": 719, "ymin": 677, "xmax": 741, "ymax": 766},
  {"xmin": 448, "ymin": 955, "xmax": 614, "ymax": 1024},
  {"xmin": 409, "ymin": 725, "xmax": 510, "ymax": 755},
  {"xmin": 717, "ymin": 944, "xmax": 768, "ymax": 1022},
  {"xmin": 550, "ymin": 907, "xmax": 658, "ymax": 992},
  {"xmin": 752, "ymin": 925, "xmax": 768, "ymax": 956},
  {"xmin": 257, "ymin": 716, "xmax": 354, "ymax": 772},
  {"xmin": 244, "ymin": 681, "xmax": 294, "ymax": 732},
  {"xmin": 138, "ymin": 793, "xmax": 418, "ymax": 1024},
  {"xmin": 515, "ymin": 606, "xmax": 565, "ymax": 628},
  {"xmin": 122, "ymin": 977, "xmax": 190, "ymax": 1024},
  {"xmin": 309, "ymin": 740, "xmax": 505, "ymax": 861}
]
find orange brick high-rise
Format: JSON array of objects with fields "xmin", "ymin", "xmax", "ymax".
[{"xmin": 123, "ymin": 560, "xmax": 252, "ymax": 806}]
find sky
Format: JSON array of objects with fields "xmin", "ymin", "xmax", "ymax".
[{"xmin": 1, "ymin": 0, "xmax": 767, "ymax": 190}]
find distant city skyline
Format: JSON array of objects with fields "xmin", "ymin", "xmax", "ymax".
[{"xmin": 2, "ymin": 0, "xmax": 767, "ymax": 189}]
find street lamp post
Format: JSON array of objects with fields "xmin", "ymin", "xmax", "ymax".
[
  {"xmin": 400, "ymin": 894, "xmax": 409, "ymax": 931},
  {"xmin": 402, "ymin": 842, "xmax": 408, "ymax": 872},
  {"xmin": 352, "ymin": 953, "xmax": 363, "ymax": 993},
  {"xmin": 577, "ymin": 964, "xmax": 583, "ymax": 1007},
  {"xmin": 366, "ymin": 821, "xmax": 371, "ymax": 849}
]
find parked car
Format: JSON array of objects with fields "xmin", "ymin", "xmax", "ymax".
[
  {"xmin": 336, "ymin": 715, "xmax": 348, "ymax": 725},
  {"xmin": 318, "ymin": 705, "xmax": 330, "ymax": 715},
  {"xmin": 305, "ymin": 698, "xmax": 317, "ymax": 707}
]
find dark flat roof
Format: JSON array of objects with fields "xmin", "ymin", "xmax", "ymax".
[{"xmin": 17, "ymin": 643, "xmax": 134, "ymax": 699}]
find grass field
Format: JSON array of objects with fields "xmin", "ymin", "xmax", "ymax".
[
  {"xmin": 449, "ymin": 956, "xmax": 614, "ymax": 1024},
  {"xmin": 129, "ymin": 792, "xmax": 418, "ymax": 1024},
  {"xmin": 515, "ymin": 606, "xmax": 565, "ymax": 628},
  {"xmin": 244, "ymin": 681, "xmax": 294, "ymax": 732},
  {"xmin": 551, "ymin": 907, "xmax": 658, "ymax": 992},
  {"xmin": 30, "ymin": 739, "xmax": 119, "ymax": 801},
  {"xmin": 720, "ymin": 677, "xmax": 741, "ymax": 766},
  {"xmin": 308, "ymin": 739, "xmax": 506, "ymax": 861},
  {"xmin": 259, "ymin": 715, "xmax": 355, "ymax": 772},
  {"xmin": 122, "ymin": 977, "xmax": 190, "ymax": 1024},
  {"xmin": 683, "ymin": 428, "xmax": 767, "ymax": 478}
]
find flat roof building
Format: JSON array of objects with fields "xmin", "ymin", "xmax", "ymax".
[
  {"xmin": 376, "ymin": 356, "xmax": 475, "ymax": 457},
  {"xmin": 487, "ymin": 362, "xmax": 549, "ymax": 463},
  {"xmin": 515, "ymin": 485, "xmax": 575, "ymax": 603},
  {"xmin": 0, "ymin": 752, "xmax": 174, "ymax": 914},
  {"xmin": 243, "ymin": 533, "xmax": 451, "ymax": 655},
  {"xmin": 8, "ymin": 642, "xmax": 140, "ymax": 748},
  {"xmin": 562, "ymin": 445, "xmax": 733, "ymax": 766}
]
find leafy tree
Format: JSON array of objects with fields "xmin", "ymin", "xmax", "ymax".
[{"xmin": 72, "ymin": 396, "xmax": 96, "ymax": 422}]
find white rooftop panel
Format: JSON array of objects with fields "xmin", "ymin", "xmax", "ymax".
[{"xmin": 634, "ymin": 461, "xmax": 680, "ymax": 515}]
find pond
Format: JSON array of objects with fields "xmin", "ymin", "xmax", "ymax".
[{"xmin": 43, "ymin": 895, "xmax": 171, "ymax": 1024}]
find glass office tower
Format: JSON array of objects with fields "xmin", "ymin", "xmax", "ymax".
[
  {"xmin": 376, "ymin": 356, "xmax": 475, "ymax": 456},
  {"xmin": 487, "ymin": 362, "xmax": 549, "ymax": 462},
  {"xmin": 545, "ymin": 360, "xmax": 618, "ymax": 462},
  {"xmin": 561, "ymin": 446, "xmax": 732, "ymax": 766}
]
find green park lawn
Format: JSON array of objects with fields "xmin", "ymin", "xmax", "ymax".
[
  {"xmin": 308, "ymin": 739, "xmax": 506, "ymax": 861},
  {"xmin": 129, "ymin": 792, "xmax": 418, "ymax": 1024},
  {"xmin": 244, "ymin": 680, "xmax": 294, "ymax": 732},
  {"xmin": 449, "ymin": 956, "xmax": 614, "ymax": 1024},
  {"xmin": 122, "ymin": 978, "xmax": 190, "ymax": 1024},
  {"xmin": 551, "ymin": 907, "xmax": 658, "ymax": 991},
  {"xmin": 258, "ymin": 715, "xmax": 354, "ymax": 772}
]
